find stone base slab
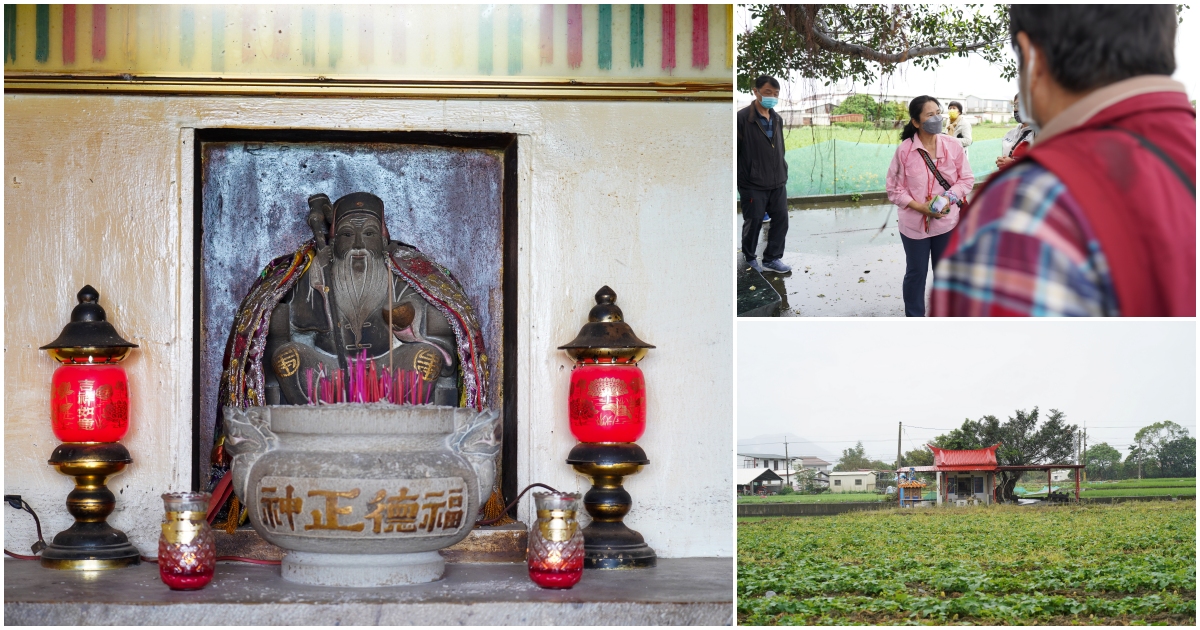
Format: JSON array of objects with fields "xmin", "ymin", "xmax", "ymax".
[{"xmin": 4, "ymin": 557, "xmax": 733, "ymax": 625}]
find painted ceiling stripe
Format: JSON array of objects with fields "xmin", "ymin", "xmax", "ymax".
[
  {"xmin": 597, "ymin": 4, "xmax": 612, "ymax": 71},
  {"xmin": 62, "ymin": 5, "xmax": 76, "ymax": 64},
  {"xmin": 567, "ymin": 4, "xmax": 581, "ymax": 69},
  {"xmin": 539, "ymin": 4, "xmax": 553, "ymax": 64},
  {"xmin": 301, "ymin": 7, "xmax": 315, "ymax": 67},
  {"xmin": 329, "ymin": 8, "xmax": 342, "ymax": 68},
  {"xmin": 180, "ymin": 6, "xmax": 194, "ymax": 67},
  {"xmin": 661, "ymin": 4, "xmax": 675, "ymax": 70},
  {"xmin": 4, "ymin": 5, "xmax": 16, "ymax": 63},
  {"xmin": 90, "ymin": 3, "xmax": 105, "ymax": 61},
  {"xmin": 726, "ymin": 3, "xmax": 733, "ymax": 69},
  {"xmin": 508, "ymin": 5, "xmax": 522, "ymax": 75},
  {"xmin": 34, "ymin": 4, "xmax": 49, "ymax": 63},
  {"xmin": 629, "ymin": 4, "xmax": 643, "ymax": 68},
  {"xmin": 692, "ymin": 4, "xmax": 707, "ymax": 69},
  {"xmin": 478, "ymin": 5, "xmax": 493, "ymax": 75},
  {"xmin": 211, "ymin": 7, "xmax": 225, "ymax": 71}
]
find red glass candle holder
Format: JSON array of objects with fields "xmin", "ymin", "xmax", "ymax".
[
  {"xmin": 528, "ymin": 492, "xmax": 584, "ymax": 589},
  {"xmin": 49, "ymin": 362, "xmax": 130, "ymax": 443},
  {"xmin": 568, "ymin": 363, "xmax": 646, "ymax": 443},
  {"xmin": 158, "ymin": 492, "xmax": 216, "ymax": 590}
]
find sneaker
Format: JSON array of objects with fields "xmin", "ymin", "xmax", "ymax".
[
  {"xmin": 762, "ymin": 213, "xmax": 772, "ymax": 223},
  {"xmin": 746, "ymin": 259, "xmax": 764, "ymax": 273},
  {"xmin": 762, "ymin": 259, "xmax": 792, "ymax": 273}
]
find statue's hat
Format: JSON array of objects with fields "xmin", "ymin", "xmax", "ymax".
[{"xmin": 332, "ymin": 192, "xmax": 385, "ymax": 226}]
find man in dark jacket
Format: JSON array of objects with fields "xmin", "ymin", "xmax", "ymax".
[{"xmin": 738, "ymin": 75, "xmax": 791, "ymax": 273}]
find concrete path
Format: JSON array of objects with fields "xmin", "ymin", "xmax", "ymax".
[{"xmin": 741, "ymin": 202, "xmax": 937, "ymax": 316}]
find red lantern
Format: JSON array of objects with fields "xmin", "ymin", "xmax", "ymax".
[
  {"xmin": 567, "ymin": 363, "xmax": 646, "ymax": 443},
  {"xmin": 41, "ymin": 285, "xmax": 138, "ymax": 443}
]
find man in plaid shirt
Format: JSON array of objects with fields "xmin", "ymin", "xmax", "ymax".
[{"xmin": 932, "ymin": 5, "xmax": 1195, "ymax": 317}]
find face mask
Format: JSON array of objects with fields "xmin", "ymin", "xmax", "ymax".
[
  {"xmin": 1017, "ymin": 45, "xmax": 1041, "ymax": 133},
  {"xmin": 948, "ymin": 110, "xmax": 959, "ymax": 121},
  {"xmin": 921, "ymin": 115, "xmax": 943, "ymax": 135},
  {"xmin": 760, "ymin": 96, "xmax": 778, "ymax": 109},
  {"xmin": 1013, "ymin": 110, "xmax": 1022, "ymax": 124}
]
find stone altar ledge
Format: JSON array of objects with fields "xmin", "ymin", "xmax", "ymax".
[{"xmin": 4, "ymin": 557, "xmax": 733, "ymax": 625}]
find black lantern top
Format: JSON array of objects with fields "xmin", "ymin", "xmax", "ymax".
[
  {"xmin": 558, "ymin": 286, "xmax": 654, "ymax": 363},
  {"xmin": 40, "ymin": 285, "xmax": 137, "ymax": 363}
]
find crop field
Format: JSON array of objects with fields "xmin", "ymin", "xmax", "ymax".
[{"xmin": 739, "ymin": 501, "xmax": 1195, "ymax": 625}]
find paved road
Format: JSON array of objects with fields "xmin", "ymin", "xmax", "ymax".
[{"xmin": 741, "ymin": 202, "xmax": 939, "ymax": 317}]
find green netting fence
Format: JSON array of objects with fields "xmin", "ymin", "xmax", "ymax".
[{"xmin": 782, "ymin": 127, "xmax": 1010, "ymax": 197}]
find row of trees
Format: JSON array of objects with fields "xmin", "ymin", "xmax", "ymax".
[
  {"xmin": 833, "ymin": 409, "xmax": 1195, "ymax": 501},
  {"xmin": 1084, "ymin": 421, "xmax": 1195, "ymax": 480},
  {"xmin": 830, "ymin": 94, "xmax": 907, "ymax": 124}
]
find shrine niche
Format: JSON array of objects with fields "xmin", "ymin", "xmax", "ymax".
[{"xmin": 196, "ymin": 130, "xmax": 518, "ymax": 531}]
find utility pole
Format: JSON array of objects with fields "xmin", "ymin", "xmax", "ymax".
[
  {"xmin": 897, "ymin": 422, "xmax": 903, "ymax": 470},
  {"xmin": 784, "ymin": 437, "xmax": 791, "ymax": 491}
]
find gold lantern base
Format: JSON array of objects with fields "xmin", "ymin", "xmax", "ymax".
[
  {"xmin": 567, "ymin": 442, "xmax": 657, "ymax": 569},
  {"xmin": 40, "ymin": 443, "xmax": 141, "ymax": 570}
]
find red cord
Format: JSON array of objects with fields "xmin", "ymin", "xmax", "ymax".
[{"xmin": 4, "ymin": 550, "xmax": 40, "ymax": 560}]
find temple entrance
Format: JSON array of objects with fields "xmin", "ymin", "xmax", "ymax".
[{"xmin": 192, "ymin": 129, "xmax": 519, "ymax": 515}]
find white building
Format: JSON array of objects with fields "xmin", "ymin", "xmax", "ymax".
[{"xmin": 828, "ymin": 471, "xmax": 878, "ymax": 493}]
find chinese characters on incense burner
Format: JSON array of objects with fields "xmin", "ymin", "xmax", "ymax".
[
  {"xmin": 257, "ymin": 477, "xmax": 467, "ymax": 538},
  {"xmin": 264, "ymin": 192, "xmax": 461, "ymax": 407}
]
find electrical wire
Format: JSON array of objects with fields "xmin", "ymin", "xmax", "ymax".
[{"xmin": 477, "ymin": 483, "xmax": 559, "ymax": 526}]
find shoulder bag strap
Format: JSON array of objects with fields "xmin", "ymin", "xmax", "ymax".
[
  {"xmin": 916, "ymin": 147, "xmax": 953, "ymax": 192},
  {"xmin": 1101, "ymin": 125, "xmax": 1195, "ymax": 198},
  {"xmin": 1009, "ymin": 129, "xmax": 1034, "ymax": 157}
]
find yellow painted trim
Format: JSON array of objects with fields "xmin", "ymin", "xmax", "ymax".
[{"xmin": 4, "ymin": 74, "xmax": 733, "ymax": 100}]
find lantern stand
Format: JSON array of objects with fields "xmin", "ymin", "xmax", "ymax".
[
  {"xmin": 559, "ymin": 287, "xmax": 657, "ymax": 569},
  {"xmin": 38, "ymin": 285, "xmax": 140, "ymax": 570}
]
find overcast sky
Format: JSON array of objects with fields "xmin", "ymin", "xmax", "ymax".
[
  {"xmin": 737, "ymin": 321, "xmax": 1196, "ymax": 463},
  {"xmin": 736, "ymin": 4, "xmax": 1198, "ymax": 103}
]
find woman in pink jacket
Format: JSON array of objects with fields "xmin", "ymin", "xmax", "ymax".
[{"xmin": 886, "ymin": 95, "xmax": 975, "ymax": 316}]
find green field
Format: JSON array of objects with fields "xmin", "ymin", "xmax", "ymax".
[
  {"xmin": 1083, "ymin": 487, "xmax": 1197, "ymax": 498},
  {"xmin": 738, "ymin": 501, "xmax": 1196, "ymax": 625},
  {"xmin": 738, "ymin": 492, "xmax": 889, "ymax": 504},
  {"xmin": 779, "ymin": 123, "xmax": 1017, "ymax": 196},
  {"xmin": 782, "ymin": 124, "xmax": 1014, "ymax": 151}
]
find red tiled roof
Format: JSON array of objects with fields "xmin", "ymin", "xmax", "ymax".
[{"xmin": 929, "ymin": 444, "xmax": 1000, "ymax": 471}]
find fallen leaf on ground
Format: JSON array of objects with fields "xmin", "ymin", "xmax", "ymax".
[
  {"xmin": 858, "ymin": 277, "xmax": 865, "ymax": 283},
  {"xmin": 817, "ymin": 294, "xmax": 825, "ymax": 298},
  {"xmin": 749, "ymin": 286, "xmax": 756, "ymax": 291}
]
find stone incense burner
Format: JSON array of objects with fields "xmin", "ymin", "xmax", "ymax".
[{"xmin": 223, "ymin": 403, "xmax": 500, "ymax": 587}]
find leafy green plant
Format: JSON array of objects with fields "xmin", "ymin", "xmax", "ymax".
[{"xmin": 738, "ymin": 501, "xmax": 1196, "ymax": 625}]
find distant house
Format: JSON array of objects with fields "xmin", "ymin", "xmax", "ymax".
[
  {"xmin": 798, "ymin": 457, "xmax": 832, "ymax": 473},
  {"xmin": 737, "ymin": 452, "xmax": 800, "ymax": 472},
  {"xmin": 828, "ymin": 471, "xmax": 877, "ymax": 493},
  {"xmin": 737, "ymin": 468, "xmax": 784, "ymax": 495}
]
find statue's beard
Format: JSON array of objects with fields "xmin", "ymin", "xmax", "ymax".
[{"xmin": 332, "ymin": 248, "xmax": 389, "ymax": 347}]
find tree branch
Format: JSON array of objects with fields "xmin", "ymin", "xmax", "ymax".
[{"xmin": 783, "ymin": 4, "xmax": 999, "ymax": 64}]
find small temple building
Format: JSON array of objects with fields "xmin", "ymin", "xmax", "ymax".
[{"xmin": 898, "ymin": 444, "xmax": 1084, "ymax": 506}]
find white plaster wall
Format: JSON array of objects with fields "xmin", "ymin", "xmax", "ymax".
[{"xmin": 4, "ymin": 94, "xmax": 733, "ymax": 558}]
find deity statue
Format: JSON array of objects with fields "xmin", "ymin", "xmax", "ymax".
[{"xmin": 208, "ymin": 191, "xmax": 496, "ymax": 529}]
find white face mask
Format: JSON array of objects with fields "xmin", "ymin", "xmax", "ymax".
[{"xmin": 1017, "ymin": 45, "xmax": 1041, "ymax": 134}]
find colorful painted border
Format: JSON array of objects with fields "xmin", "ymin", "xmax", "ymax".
[{"xmin": 4, "ymin": 4, "xmax": 733, "ymax": 99}]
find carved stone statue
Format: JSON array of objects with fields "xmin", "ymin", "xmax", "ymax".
[
  {"xmin": 265, "ymin": 192, "xmax": 460, "ymax": 406},
  {"xmin": 209, "ymin": 191, "xmax": 500, "ymax": 534},
  {"xmin": 217, "ymin": 191, "xmax": 490, "ymax": 413}
]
